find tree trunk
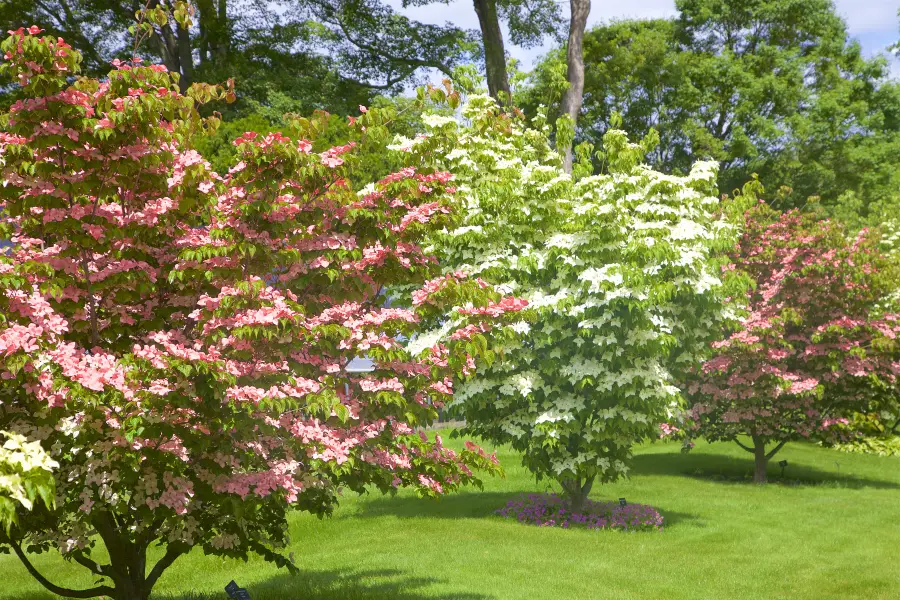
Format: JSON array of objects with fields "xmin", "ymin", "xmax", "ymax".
[
  {"xmin": 153, "ymin": 22, "xmax": 181, "ymax": 78},
  {"xmin": 176, "ymin": 20, "xmax": 194, "ymax": 92},
  {"xmin": 559, "ymin": 0, "xmax": 591, "ymax": 173},
  {"xmin": 216, "ymin": 0, "xmax": 229, "ymax": 58},
  {"xmin": 562, "ymin": 475, "xmax": 594, "ymax": 514},
  {"xmin": 114, "ymin": 580, "xmax": 147, "ymax": 600},
  {"xmin": 752, "ymin": 435, "xmax": 768, "ymax": 484},
  {"xmin": 197, "ymin": 0, "xmax": 213, "ymax": 63},
  {"xmin": 472, "ymin": 0, "xmax": 511, "ymax": 104}
]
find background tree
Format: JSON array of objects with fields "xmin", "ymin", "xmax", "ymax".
[
  {"xmin": 0, "ymin": 0, "xmax": 375, "ymax": 110},
  {"xmin": 832, "ymin": 217, "xmax": 900, "ymax": 457},
  {"xmin": 683, "ymin": 204, "xmax": 900, "ymax": 483},
  {"xmin": 523, "ymin": 0, "xmax": 900, "ymax": 224},
  {"xmin": 303, "ymin": 0, "xmax": 562, "ymax": 103},
  {"xmin": 397, "ymin": 95, "xmax": 741, "ymax": 512},
  {"xmin": 0, "ymin": 26, "xmax": 523, "ymax": 600},
  {"xmin": 558, "ymin": 0, "xmax": 590, "ymax": 173}
]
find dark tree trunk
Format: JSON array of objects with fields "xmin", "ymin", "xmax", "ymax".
[
  {"xmin": 472, "ymin": 0, "xmax": 511, "ymax": 104},
  {"xmin": 216, "ymin": 0, "xmax": 229, "ymax": 58},
  {"xmin": 562, "ymin": 475, "xmax": 594, "ymax": 514},
  {"xmin": 5, "ymin": 510, "xmax": 183, "ymax": 599},
  {"xmin": 752, "ymin": 435, "xmax": 768, "ymax": 484},
  {"xmin": 176, "ymin": 21, "xmax": 194, "ymax": 91},
  {"xmin": 154, "ymin": 21, "xmax": 181, "ymax": 79},
  {"xmin": 559, "ymin": 0, "xmax": 591, "ymax": 173},
  {"xmin": 198, "ymin": 0, "xmax": 213, "ymax": 62}
]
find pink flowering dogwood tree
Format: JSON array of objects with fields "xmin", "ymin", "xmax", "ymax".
[
  {"xmin": 683, "ymin": 203, "xmax": 900, "ymax": 483},
  {"xmin": 0, "ymin": 26, "xmax": 524, "ymax": 600}
]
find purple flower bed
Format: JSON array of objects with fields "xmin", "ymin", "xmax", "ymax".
[{"xmin": 495, "ymin": 493, "xmax": 664, "ymax": 531}]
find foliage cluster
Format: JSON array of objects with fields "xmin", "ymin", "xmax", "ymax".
[
  {"xmin": 682, "ymin": 203, "xmax": 900, "ymax": 481},
  {"xmin": 522, "ymin": 0, "xmax": 900, "ymax": 226},
  {"xmin": 393, "ymin": 94, "xmax": 742, "ymax": 510},
  {"xmin": 0, "ymin": 26, "xmax": 524, "ymax": 600}
]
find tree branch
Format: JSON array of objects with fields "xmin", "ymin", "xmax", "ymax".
[
  {"xmin": 145, "ymin": 544, "xmax": 187, "ymax": 590},
  {"xmin": 342, "ymin": 68, "xmax": 417, "ymax": 91},
  {"xmin": 734, "ymin": 438, "xmax": 754, "ymax": 453},
  {"xmin": 92, "ymin": 510, "xmax": 131, "ymax": 581},
  {"xmin": 3, "ymin": 535, "xmax": 115, "ymax": 599},
  {"xmin": 765, "ymin": 439, "xmax": 788, "ymax": 460},
  {"xmin": 311, "ymin": 0, "xmax": 453, "ymax": 77},
  {"xmin": 70, "ymin": 551, "xmax": 110, "ymax": 578}
]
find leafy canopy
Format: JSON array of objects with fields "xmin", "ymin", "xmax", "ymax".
[
  {"xmin": 682, "ymin": 203, "xmax": 900, "ymax": 481},
  {"xmin": 522, "ymin": 0, "xmax": 900, "ymax": 226},
  {"xmin": 394, "ymin": 95, "xmax": 742, "ymax": 507},
  {"xmin": 0, "ymin": 26, "xmax": 523, "ymax": 599}
]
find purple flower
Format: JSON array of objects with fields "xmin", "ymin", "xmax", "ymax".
[{"xmin": 494, "ymin": 493, "xmax": 664, "ymax": 532}]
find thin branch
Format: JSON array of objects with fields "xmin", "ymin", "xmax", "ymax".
[
  {"xmin": 342, "ymin": 69, "xmax": 417, "ymax": 90},
  {"xmin": 765, "ymin": 439, "xmax": 788, "ymax": 460},
  {"xmin": 70, "ymin": 552, "xmax": 109, "ymax": 578},
  {"xmin": 144, "ymin": 544, "xmax": 187, "ymax": 589},
  {"xmin": 312, "ymin": 0, "xmax": 453, "ymax": 77},
  {"xmin": 734, "ymin": 438, "xmax": 754, "ymax": 453},
  {"xmin": 3, "ymin": 535, "xmax": 115, "ymax": 599},
  {"xmin": 580, "ymin": 475, "xmax": 595, "ymax": 496}
]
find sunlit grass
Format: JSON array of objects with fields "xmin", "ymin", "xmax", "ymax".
[{"xmin": 2, "ymin": 438, "xmax": 898, "ymax": 600}]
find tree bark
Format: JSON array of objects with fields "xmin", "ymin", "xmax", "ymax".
[
  {"xmin": 752, "ymin": 436, "xmax": 768, "ymax": 484},
  {"xmin": 562, "ymin": 475, "xmax": 594, "ymax": 514},
  {"xmin": 197, "ymin": 0, "xmax": 214, "ymax": 62},
  {"xmin": 216, "ymin": 0, "xmax": 229, "ymax": 58},
  {"xmin": 559, "ymin": 0, "xmax": 591, "ymax": 173},
  {"xmin": 472, "ymin": 0, "xmax": 511, "ymax": 104},
  {"xmin": 176, "ymin": 20, "xmax": 194, "ymax": 92}
]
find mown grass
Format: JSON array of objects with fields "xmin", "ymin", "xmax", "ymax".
[{"xmin": 2, "ymin": 438, "xmax": 898, "ymax": 600}]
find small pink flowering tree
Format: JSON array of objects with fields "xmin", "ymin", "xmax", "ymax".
[
  {"xmin": 0, "ymin": 26, "xmax": 523, "ymax": 600},
  {"xmin": 683, "ymin": 204, "xmax": 900, "ymax": 483}
]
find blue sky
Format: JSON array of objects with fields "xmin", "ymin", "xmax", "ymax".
[{"xmin": 389, "ymin": 0, "xmax": 900, "ymax": 77}]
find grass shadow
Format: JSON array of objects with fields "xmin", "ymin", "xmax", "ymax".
[
  {"xmin": 352, "ymin": 490, "xmax": 512, "ymax": 520},
  {"xmin": 2, "ymin": 567, "xmax": 493, "ymax": 600},
  {"xmin": 153, "ymin": 568, "xmax": 494, "ymax": 600},
  {"xmin": 630, "ymin": 450, "xmax": 900, "ymax": 489},
  {"xmin": 354, "ymin": 490, "xmax": 701, "ymax": 530}
]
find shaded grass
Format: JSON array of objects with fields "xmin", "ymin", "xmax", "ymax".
[{"xmin": 1, "ymin": 439, "xmax": 898, "ymax": 599}]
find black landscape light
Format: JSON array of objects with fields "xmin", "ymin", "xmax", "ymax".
[
  {"xmin": 778, "ymin": 459, "xmax": 788, "ymax": 478},
  {"xmin": 618, "ymin": 497, "xmax": 627, "ymax": 507},
  {"xmin": 225, "ymin": 580, "xmax": 252, "ymax": 600}
]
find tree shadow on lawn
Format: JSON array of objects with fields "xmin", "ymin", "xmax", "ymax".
[
  {"xmin": 353, "ymin": 490, "xmax": 701, "ymax": 529},
  {"xmin": 159, "ymin": 568, "xmax": 494, "ymax": 600},
  {"xmin": 7, "ymin": 568, "xmax": 495, "ymax": 600},
  {"xmin": 630, "ymin": 450, "xmax": 900, "ymax": 489}
]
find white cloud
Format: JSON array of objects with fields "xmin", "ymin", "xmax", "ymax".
[{"xmin": 832, "ymin": 0, "xmax": 898, "ymax": 34}]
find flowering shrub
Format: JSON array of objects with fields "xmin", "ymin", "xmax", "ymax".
[
  {"xmin": 877, "ymin": 219, "xmax": 900, "ymax": 313},
  {"xmin": 0, "ymin": 431, "xmax": 57, "ymax": 533},
  {"xmin": 496, "ymin": 493, "xmax": 663, "ymax": 531},
  {"xmin": 683, "ymin": 205, "xmax": 900, "ymax": 482},
  {"xmin": 395, "ymin": 94, "xmax": 742, "ymax": 512},
  {"xmin": 833, "ymin": 434, "xmax": 900, "ymax": 457},
  {"xmin": 0, "ymin": 26, "xmax": 524, "ymax": 600}
]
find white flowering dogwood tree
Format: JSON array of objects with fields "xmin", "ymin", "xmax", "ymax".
[{"xmin": 395, "ymin": 94, "xmax": 743, "ymax": 511}]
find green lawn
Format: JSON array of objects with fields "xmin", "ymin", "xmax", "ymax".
[{"xmin": 2, "ymin": 439, "xmax": 899, "ymax": 600}]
